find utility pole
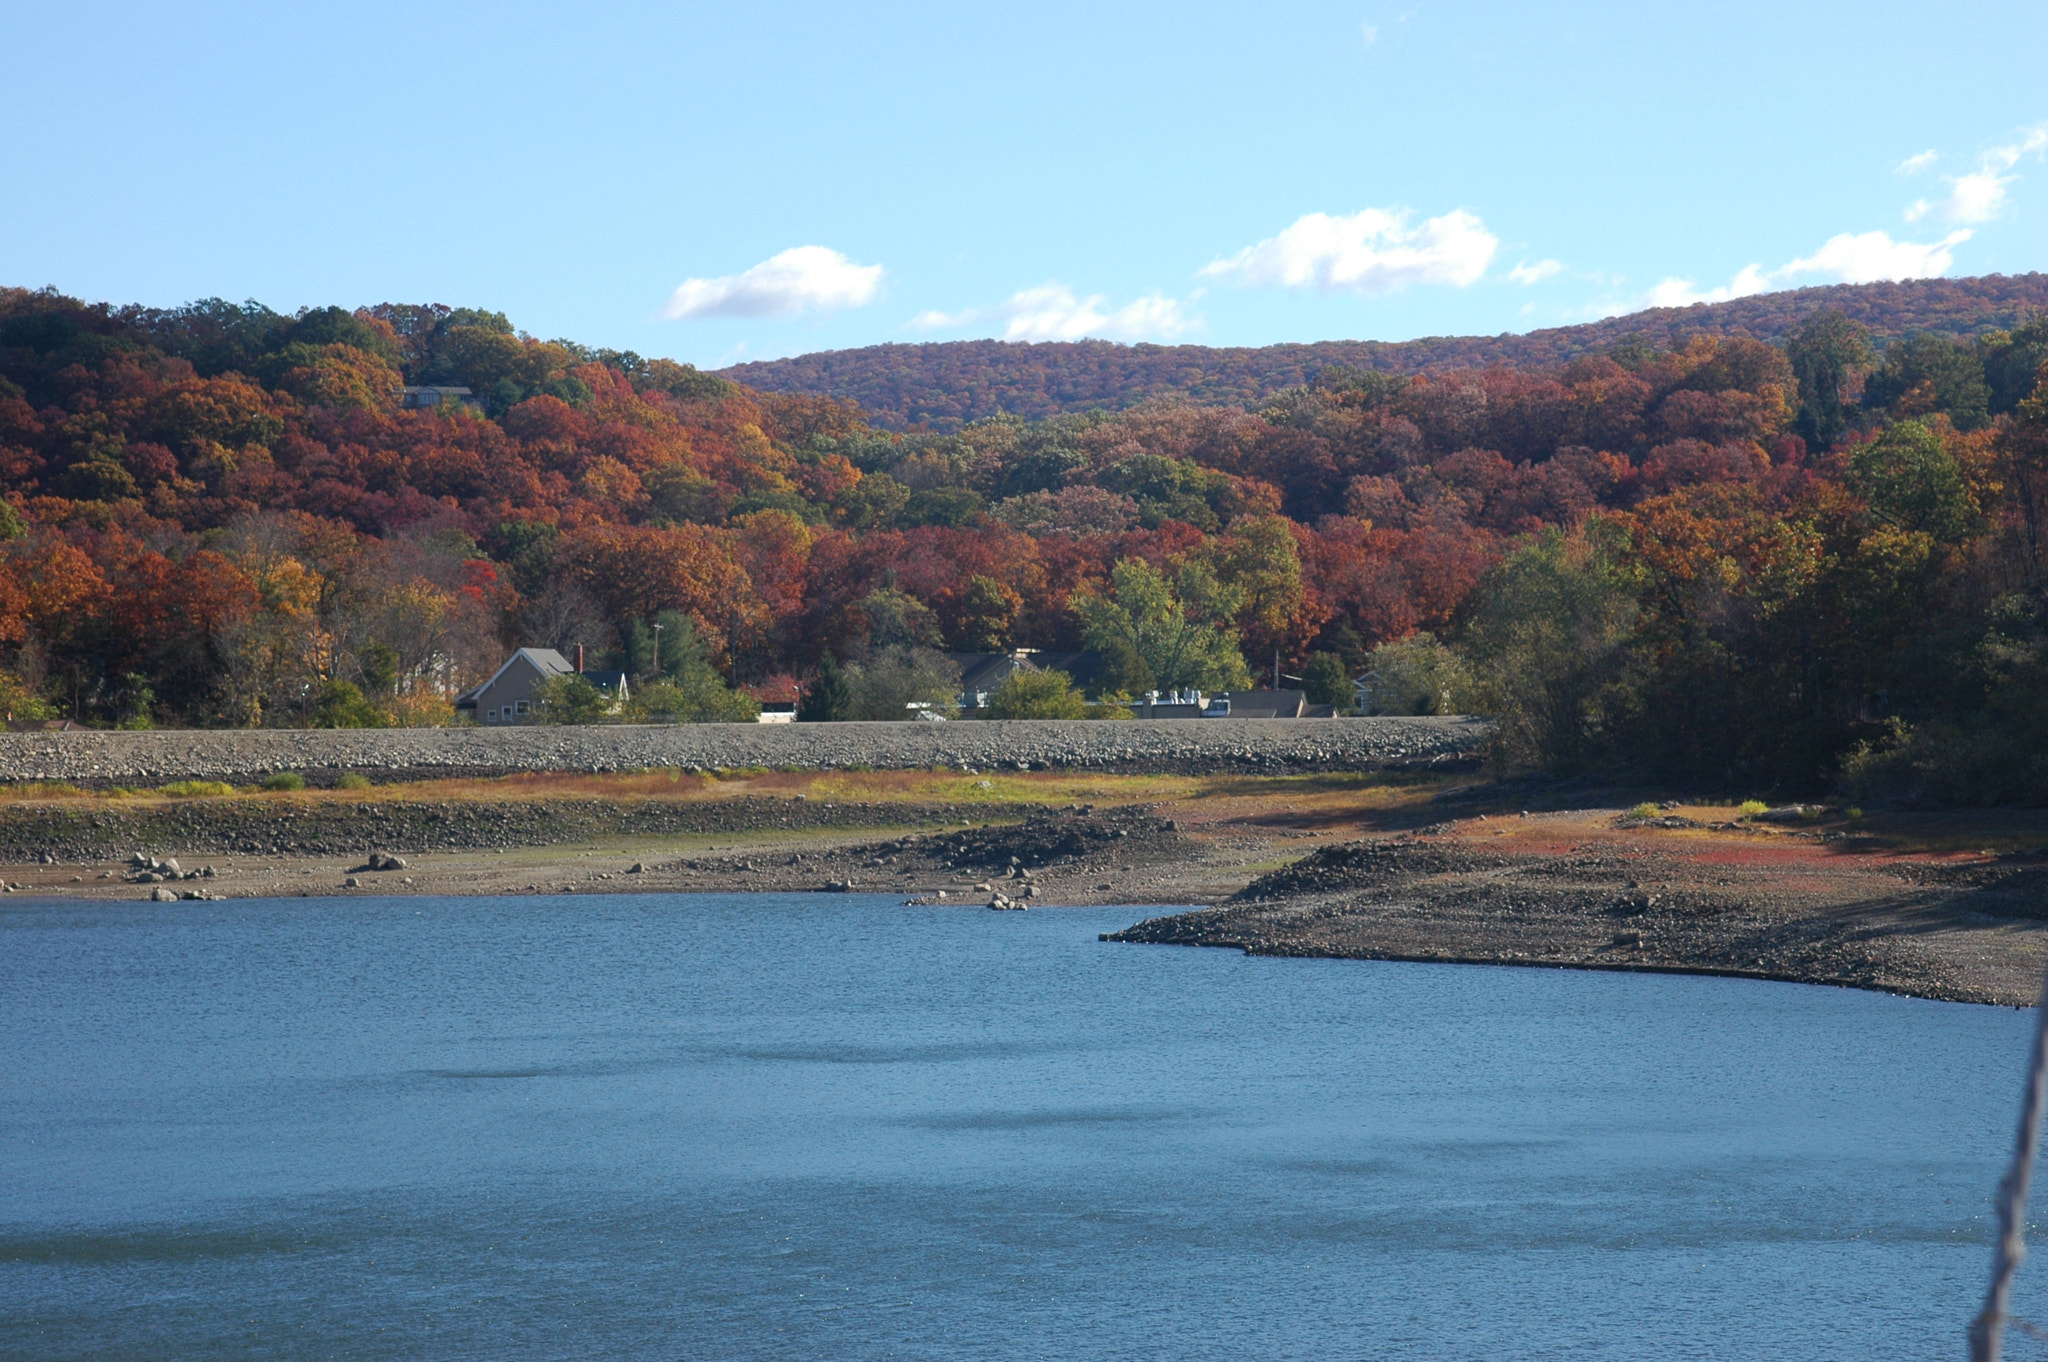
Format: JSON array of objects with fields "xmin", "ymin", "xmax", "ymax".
[
  {"xmin": 1273, "ymin": 647, "xmax": 1280, "ymax": 692},
  {"xmin": 650, "ymin": 623, "xmax": 663, "ymax": 681}
]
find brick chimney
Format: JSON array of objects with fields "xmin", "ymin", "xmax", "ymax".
[{"xmin": 574, "ymin": 644, "xmax": 584, "ymax": 673}]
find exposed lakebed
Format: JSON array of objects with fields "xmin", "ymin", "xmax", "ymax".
[{"xmin": 2, "ymin": 892, "xmax": 2038, "ymax": 1359}]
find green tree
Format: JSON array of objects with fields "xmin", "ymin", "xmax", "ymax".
[
  {"xmin": 1300, "ymin": 652, "xmax": 1352, "ymax": 709},
  {"xmin": 843, "ymin": 648, "xmax": 962, "ymax": 720},
  {"xmin": 1356, "ymin": 634, "xmax": 1471, "ymax": 715},
  {"xmin": 798, "ymin": 655, "xmax": 851, "ymax": 722},
  {"xmin": 985, "ymin": 669, "xmax": 1090, "ymax": 719},
  {"xmin": 1862, "ymin": 334, "xmax": 1992, "ymax": 430},
  {"xmin": 531, "ymin": 674, "xmax": 618, "ymax": 725},
  {"xmin": 1786, "ymin": 309, "xmax": 1871, "ymax": 449},
  {"xmin": 1073, "ymin": 558, "xmax": 1252, "ymax": 694},
  {"xmin": 1981, "ymin": 317, "xmax": 2048, "ymax": 416},
  {"xmin": 1457, "ymin": 527, "xmax": 1642, "ymax": 773},
  {"xmin": 1846, "ymin": 418, "xmax": 1976, "ymax": 542},
  {"xmin": 618, "ymin": 613, "xmax": 759, "ymax": 721}
]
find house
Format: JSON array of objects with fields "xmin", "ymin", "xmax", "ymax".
[
  {"xmin": 400, "ymin": 385, "xmax": 483, "ymax": 411},
  {"xmin": 949, "ymin": 649, "xmax": 1106, "ymax": 712},
  {"xmin": 455, "ymin": 646, "xmax": 629, "ymax": 725},
  {"xmin": 746, "ymin": 676, "xmax": 801, "ymax": 724}
]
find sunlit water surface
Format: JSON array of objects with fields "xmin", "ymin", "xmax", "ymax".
[{"xmin": 1, "ymin": 892, "xmax": 2037, "ymax": 1359}]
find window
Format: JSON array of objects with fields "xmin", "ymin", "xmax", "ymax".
[{"xmin": 516, "ymin": 700, "xmax": 530, "ymax": 715}]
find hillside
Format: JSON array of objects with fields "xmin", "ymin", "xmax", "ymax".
[{"xmin": 720, "ymin": 274, "xmax": 2048, "ymax": 430}]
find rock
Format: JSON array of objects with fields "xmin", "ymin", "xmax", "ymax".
[
  {"xmin": 627, "ymin": 862, "xmax": 646, "ymax": 874},
  {"xmin": 149, "ymin": 886, "xmax": 179, "ymax": 902},
  {"xmin": 160, "ymin": 858, "xmax": 181, "ymax": 876},
  {"xmin": 1612, "ymin": 930, "xmax": 1644, "ymax": 947},
  {"xmin": 344, "ymin": 876, "xmax": 361, "ymax": 888}
]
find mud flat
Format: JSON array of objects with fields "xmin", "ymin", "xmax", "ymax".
[
  {"xmin": 1105, "ymin": 832, "xmax": 2048, "ymax": 1006},
  {"xmin": 0, "ymin": 717, "xmax": 1486, "ymax": 787}
]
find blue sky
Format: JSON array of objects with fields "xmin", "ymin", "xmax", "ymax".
[{"xmin": 4, "ymin": 1, "xmax": 2044, "ymax": 369}]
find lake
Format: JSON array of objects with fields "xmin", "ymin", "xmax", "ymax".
[{"xmin": 1, "ymin": 892, "xmax": 2036, "ymax": 1359}]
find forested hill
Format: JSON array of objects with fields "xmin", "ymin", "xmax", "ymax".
[{"xmin": 722, "ymin": 274, "xmax": 2048, "ymax": 430}]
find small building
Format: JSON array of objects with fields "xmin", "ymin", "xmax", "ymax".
[
  {"xmin": 400, "ymin": 385, "xmax": 483, "ymax": 411},
  {"xmin": 455, "ymin": 647, "xmax": 628, "ymax": 725},
  {"xmin": 747, "ymin": 676, "xmax": 800, "ymax": 724}
]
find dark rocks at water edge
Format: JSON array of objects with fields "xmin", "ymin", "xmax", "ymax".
[
  {"xmin": 0, "ymin": 796, "xmax": 1040, "ymax": 863},
  {"xmin": 0, "ymin": 717, "xmax": 1488, "ymax": 786}
]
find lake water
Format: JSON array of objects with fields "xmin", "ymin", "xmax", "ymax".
[{"xmin": 1, "ymin": 892, "xmax": 2039, "ymax": 1360}]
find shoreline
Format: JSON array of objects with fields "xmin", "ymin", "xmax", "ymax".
[{"xmin": 6, "ymin": 771, "xmax": 2045, "ymax": 1007}]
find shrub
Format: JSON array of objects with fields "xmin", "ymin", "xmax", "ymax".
[
  {"xmin": 1737, "ymin": 799, "xmax": 1769, "ymax": 818},
  {"xmin": 336, "ymin": 772, "xmax": 373, "ymax": 790},
  {"xmin": 310, "ymin": 679, "xmax": 390, "ymax": 729},
  {"xmin": 985, "ymin": 670, "xmax": 1089, "ymax": 720},
  {"xmin": 260, "ymin": 772, "xmax": 307, "ymax": 792},
  {"xmin": 1630, "ymin": 801, "xmax": 1659, "ymax": 817},
  {"xmin": 158, "ymin": 780, "xmax": 237, "ymax": 798}
]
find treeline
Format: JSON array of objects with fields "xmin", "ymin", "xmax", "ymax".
[
  {"xmin": 1, "ymin": 284, "xmax": 2045, "ymax": 801},
  {"xmin": 723, "ymin": 274, "xmax": 2048, "ymax": 430}
]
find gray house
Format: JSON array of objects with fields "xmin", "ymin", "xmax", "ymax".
[{"xmin": 455, "ymin": 648, "xmax": 632, "ymax": 725}]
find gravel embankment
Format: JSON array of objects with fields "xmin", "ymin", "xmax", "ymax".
[
  {"xmin": 0, "ymin": 717, "xmax": 1488, "ymax": 786},
  {"xmin": 0, "ymin": 797, "xmax": 1039, "ymax": 862}
]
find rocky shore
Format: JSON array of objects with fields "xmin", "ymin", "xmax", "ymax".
[
  {"xmin": 0, "ymin": 716, "xmax": 1487, "ymax": 786},
  {"xmin": 1104, "ymin": 834, "xmax": 2048, "ymax": 1006}
]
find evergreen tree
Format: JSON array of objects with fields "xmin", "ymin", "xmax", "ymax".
[{"xmin": 798, "ymin": 654, "xmax": 851, "ymax": 722}]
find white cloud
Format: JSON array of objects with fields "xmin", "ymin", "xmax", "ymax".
[
  {"xmin": 1909, "ymin": 126, "xmax": 2047, "ymax": 226},
  {"xmin": 1896, "ymin": 149, "xmax": 1938, "ymax": 175},
  {"xmin": 1200, "ymin": 208, "xmax": 1497, "ymax": 295},
  {"xmin": 1780, "ymin": 229, "xmax": 1970, "ymax": 282},
  {"xmin": 661, "ymin": 246, "xmax": 883, "ymax": 320},
  {"xmin": 1508, "ymin": 258, "xmax": 1564, "ymax": 285},
  {"xmin": 1645, "ymin": 226, "xmax": 1969, "ymax": 311},
  {"xmin": 1361, "ymin": 22, "xmax": 1378, "ymax": 44},
  {"xmin": 1645, "ymin": 264, "xmax": 1774, "ymax": 309},
  {"xmin": 910, "ymin": 285, "xmax": 1201, "ymax": 343}
]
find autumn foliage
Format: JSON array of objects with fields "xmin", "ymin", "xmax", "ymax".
[{"xmin": 2, "ymin": 283, "xmax": 2046, "ymax": 800}]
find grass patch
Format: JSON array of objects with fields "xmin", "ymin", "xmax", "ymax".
[
  {"xmin": 157, "ymin": 780, "xmax": 238, "ymax": 798},
  {"xmin": 260, "ymin": 772, "xmax": 306, "ymax": 792},
  {"xmin": 0, "ymin": 780, "xmax": 90, "ymax": 799},
  {"xmin": 336, "ymin": 773, "xmax": 373, "ymax": 790}
]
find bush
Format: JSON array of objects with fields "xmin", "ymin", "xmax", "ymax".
[
  {"xmin": 985, "ymin": 670, "xmax": 1089, "ymax": 720},
  {"xmin": 1356, "ymin": 633, "xmax": 1472, "ymax": 716},
  {"xmin": 310, "ymin": 680, "xmax": 390, "ymax": 729},
  {"xmin": 531, "ymin": 674, "xmax": 619, "ymax": 725},
  {"xmin": 1630, "ymin": 801, "xmax": 1659, "ymax": 817},
  {"xmin": 158, "ymin": 780, "xmax": 237, "ymax": 798},
  {"xmin": 1737, "ymin": 799, "xmax": 1769, "ymax": 818},
  {"xmin": 630, "ymin": 676, "xmax": 759, "ymax": 724},
  {"xmin": 260, "ymin": 772, "xmax": 307, "ymax": 792},
  {"xmin": 336, "ymin": 772, "xmax": 373, "ymax": 790}
]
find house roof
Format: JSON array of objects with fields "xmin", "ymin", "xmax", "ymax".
[
  {"xmin": 948, "ymin": 649, "xmax": 1107, "ymax": 697},
  {"xmin": 455, "ymin": 647, "xmax": 575, "ymax": 706},
  {"xmin": 1211, "ymin": 689, "xmax": 1308, "ymax": 719}
]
